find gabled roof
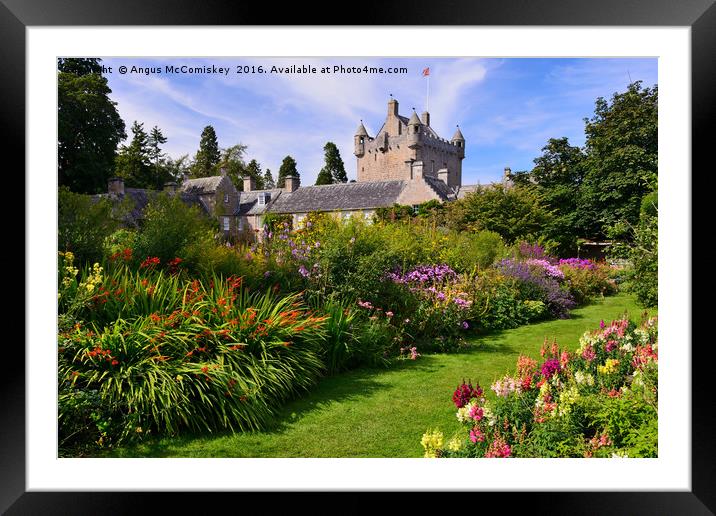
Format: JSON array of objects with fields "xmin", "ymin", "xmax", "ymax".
[
  {"xmin": 181, "ymin": 176, "xmax": 224, "ymax": 195},
  {"xmin": 424, "ymin": 175, "xmax": 457, "ymax": 202},
  {"xmin": 236, "ymin": 189, "xmax": 283, "ymax": 216},
  {"xmin": 267, "ymin": 181, "xmax": 407, "ymax": 214}
]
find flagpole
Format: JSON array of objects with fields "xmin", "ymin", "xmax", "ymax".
[{"xmin": 426, "ymin": 73, "xmax": 430, "ymax": 112}]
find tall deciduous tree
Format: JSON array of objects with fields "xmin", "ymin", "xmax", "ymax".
[
  {"xmin": 528, "ymin": 137, "xmax": 586, "ymax": 254},
  {"xmin": 316, "ymin": 142, "xmax": 347, "ymax": 185},
  {"xmin": 217, "ymin": 144, "xmax": 248, "ymax": 190},
  {"xmin": 577, "ymin": 81, "xmax": 658, "ymax": 240},
  {"xmin": 114, "ymin": 121, "xmax": 153, "ymax": 188},
  {"xmin": 192, "ymin": 125, "xmax": 221, "ymax": 177},
  {"xmin": 276, "ymin": 156, "xmax": 299, "ymax": 188},
  {"xmin": 58, "ymin": 58, "xmax": 126, "ymax": 193}
]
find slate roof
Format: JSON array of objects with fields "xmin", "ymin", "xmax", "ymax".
[
  {"xmin": 424, "ymin": 175, "xmax": 458, "ymax": 201},
  {"xmin": 181, "ymin": 176, "xmax": 224, "ymax": 195},
  {"xmin": 236, "ymin": 189, "xmax": 284, "ymax": 216},
  {"xmin": 267, "ymin": 181, "xmax": 407, "ymax": 214},
  {"xmin": 456, "ymin": 184, "xmax": 481, "ymax": 199}
]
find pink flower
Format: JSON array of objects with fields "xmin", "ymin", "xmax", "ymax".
[
  {"xmin": 385, "ymin": 311, "xmax": 394, "ymax": 317},
  {"xmin": 469, "ymin": 428, "xmax": 485, "ymax": 443}
]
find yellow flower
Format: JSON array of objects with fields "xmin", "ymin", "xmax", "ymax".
[
  {"xmin": 420, "ymin": 429, "xmax": 444, "ymax": 458},
  {"xmin": 447, "ymin": 434, "xmax": 464, "ymax": 452}
]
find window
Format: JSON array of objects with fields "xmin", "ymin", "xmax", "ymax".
[
  {"xmin": 412, "ymin": 205, "xmax": 419, "ymax": 215},
  {"xmin": 222, "ymin": 217, "xmax": 230, "ymax": 231},
  {"xmin": 296, "ymin": 214, "xmax": 306, "ymax": 228},
  {"xmin": 258, "ymin": 192, "xmax": 271, "ymax": 206},
  {"xmin": 237, "ymin": 217, "xmax": 244, "ymax": 231},
  {"xmin": 224, "ymin": 193, "xmax": 229, "ymax": 203}
]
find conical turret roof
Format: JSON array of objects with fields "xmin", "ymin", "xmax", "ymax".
[
  {"xmin": 355, "ymin": 121, "xmax": 369, "ymax": 136},
  {"xmin": 408, "ymin": 110, "xmax": 422, "ymax": 125},
  {"xmin": 452, "ymin": 126, "xmax": 465, "ymax": 141}
]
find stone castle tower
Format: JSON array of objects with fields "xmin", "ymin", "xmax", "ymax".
[{"xmin": 354, "ymin": 97, "xmax": 465, "ymax": 188}]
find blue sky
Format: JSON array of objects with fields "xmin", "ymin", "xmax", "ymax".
[{"xmin": 102, "ymin": 57, "xmax": 657, "ymax": 185}]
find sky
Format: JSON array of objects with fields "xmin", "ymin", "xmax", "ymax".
[{"xmin": 101, "ymin": 57, "xmax": 657, "ymax": 185}]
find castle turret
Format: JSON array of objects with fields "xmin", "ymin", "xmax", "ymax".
[
  {"xmin": 354, "ymin": 121, "xmax": 369, "ymax": 157},
  {"xmin": 407, "ymin": 109, "xmax": 422, "ymax": 149},
  {"xmin": 451, "ymin": 125, "xmax": 465, "ymax": 159}
]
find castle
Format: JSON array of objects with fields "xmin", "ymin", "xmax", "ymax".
[{"xmin": 98, "ymin": 97, "xmax": 511, "ymax": 238}]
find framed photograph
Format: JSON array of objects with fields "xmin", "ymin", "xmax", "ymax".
[{"xmin": 6, "ymin": 0, "xmax": 709, "ymax": 512}]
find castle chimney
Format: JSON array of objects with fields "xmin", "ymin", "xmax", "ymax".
[
  {"xmin": 220, "ymin": 166, "xmax": 227, "ymax": 177},
  {"xmin": 108, "ymin": 177, "xmax": 125, "ymax": 197},
  {"xmin": 284, "ymin": 175, "xmax": 300, "ymax": 193},
  {"xmin": 421, "ymin": 111, "xmax": 430, "ymax": 126},
  {"xmin": 243, "ymin": 175, "xmax": 256, "ymax": 192},
  {"xmin": 163, "ymin": 181, "xmax": 178, "ymax": 195},
  {"xmin": 388, "ymin": 97, "xmax": 399, "ymax": 117},
  {"xmin": 410, "ymin": 160, "xmax": 424, "ymax": 180},
  {"xmin": 437, "ymin": 168, "xmax": 449, "ymax": 185},
  {"xmin": 504, "ymin": 167, "xmax": 512, "ymax": 179}
]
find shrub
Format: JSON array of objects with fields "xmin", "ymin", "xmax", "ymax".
[
  {"xmin": 558, "ymin": 260, "xmax": 617, "ymax": 305},
  {"xmin": 134, "ymin": 193, "xmax": 215, "ymax": 263},
  {"xmin": 59, "ymin": 187, "xmax": 121, "ymax": 265}
]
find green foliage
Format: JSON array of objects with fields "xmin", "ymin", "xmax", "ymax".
[
  {"xmin": 559, "ymin": 264, "xmax": 617, "ymax": 305},
  {"xmin": 217, "ymin": 144, "xmax": 248, "ymax": 190},
  {"xmin": 58, "ymin": 58, "xmax": 126, "ymax": 194},
  {"xmin": 134, "ymin": 193, "xmax": 215, "ymax": 263},
  {"xmin": 316, "ymin": 142, "xmax": 347, "ymax": 185},
  {"xmin": 276, "ymin": 155, "xmax": 299, "ymax": 188},
  {"xmin": 578, "ymin": 81, "xmax": 658, "ymax": 240},
  {"xmin": 192, "ymin": 125, "xmax": 221, "ymax": 177},
  {"xmin": 527, "ymin": 137, "xmax": 586, "ymax": 255},
  {"xmin": 629, "ymin": 210, "xmax": 658, "ymax": 308},
  {"xmin": 244, "ymin": 159, "xmax": 266, "ymax": 190},
  {"xmin": 58, "ymin": 187, "xmax": 120, "ymax": 265},
  {"xmin": 263, "ymin": 168, "xmax": 276, "ymax": 189},
  {"xmin": 447, "ymin": 185, "xmax": 553, "ymax": 245},
  {"xmin": 115, "ymin": 121, "xmax": 154, "ymax": 188}
]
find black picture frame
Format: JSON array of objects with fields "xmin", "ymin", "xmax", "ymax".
[{"xmin": 4, "ymin": 0, "xmax": 709, "ymax": 513}]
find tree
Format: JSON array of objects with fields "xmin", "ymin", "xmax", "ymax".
[
  {"xmin": 577, "ymin": 81, "xmax": 658, "ymax": 240},
  {"xmin": 191, "ymin": 125, "xmax": 221, "ymax": 177},
  {"xmin": 114, "ymin": 121, "xmax": 153, "ymax": 188},
  {"xmin": 276, "ymin": 155, "xmax": 299, "ymax": 188},
  {"xmin": 263, "ymin": 168, "xmax": 275, "ymax": 189},
  {"xmin": 58, "ymin": 58, "xmax": 126, "ymax": 193},
  {"xmin": 244, "ymin": 159, "xmax": 265, "ymax": 190},
  {"xmin": 315, "ymin": 167, "xmax": 334, "ymax": 185},
  {"xmin": 316, "ymin": 142, "xmax": 347, "ymax": 185},
  {"xmin": 148, "ymin": 126, "xmax": 170, "ymax": 188},
  {"xmin": 164, "ymin": 154, "xmax": 191, "ymax": 183},
  {"xmin": 217, "ymin": 144, "xmax": 248, "ymax": 190},
  {"xmin": 447, "ymin": 184, "xmax": 553, "ymax": 245},
  {"xmin": 528, "ymin": 137, "xmax": 586, "ymax": 254}
]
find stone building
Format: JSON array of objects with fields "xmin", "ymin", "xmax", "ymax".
[
  {"xmin": 354, "ymin": 97, "xmax": 465, "ymax": 188},
  {"xmin": 97, "ymin": 97, "xmax": 512, "ymax": 239}
]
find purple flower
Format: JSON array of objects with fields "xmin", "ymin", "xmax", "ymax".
[
  {"xmin": 264, "ymin": 271, "xmax": 272, "ymax": 278},
  {"xmin": 540, "ymin": 358, "xmax": 561, "ymax": 379},
  {"xmin": 462, "ymin": 321, "xmax": 469, "ymax": 329},
  {"xmin": 298, "ymin": 265, "xmax": 310, "ymax": 278}
]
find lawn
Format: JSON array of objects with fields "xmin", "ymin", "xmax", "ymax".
[{"xmin": 103, "ymin": 293, "xmax": 655, "ymax": 458}]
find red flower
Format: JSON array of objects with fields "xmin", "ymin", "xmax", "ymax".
[
  {"xmin": 140, "ymin": 256, "xmax": 161, "ymax": 269},
  {"xmin": 111, "ymin": 359, "xmax": 119, "ymax": 366},
  {"xmin": 201, "ymin": 366, "xmax": 209, "ymax": 373}
]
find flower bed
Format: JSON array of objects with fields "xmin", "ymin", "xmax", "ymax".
[{"xmin": 421, "ymin": 316, "xmax": 658, "ymax": 458}]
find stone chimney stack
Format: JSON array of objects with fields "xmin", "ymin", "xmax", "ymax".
[
  {"xmin": 108, "ymin": 177, "xmax": 125, "ymax": 197},
  {"xmin": 504, "ymin": 167, "xmax": 512, "ymax": 179},
  {"xmin": 387, "ymin": 97, "xmax": 399, "ymax": 117},
  {"xmin": 421, "ymin": 111, "xmax": 430, "ymax": 126},
  {"xmin": 284, "ymin": 175, "xmax": 300, "ymax": 193},
  {"xmin": 220, "ymin": 166, "xmax": 227, "ymax": 177},
  {"xmin": 410, "ymin": 160, "xmax": 424, "ymax": 180},
  {"xmin": 164, "ymin": 182, "xmax": 178, "ymax": 195},
  {"xmin": 243, "ymin": 175, "xmax": 256, "ymax": 192},
  {"xmin": 437, "ymin": 168, "xmax": 449, "ymax": 185}
]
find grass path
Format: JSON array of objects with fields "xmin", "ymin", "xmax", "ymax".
[{"xmin": 107, "ymin": 293, "xmax": 655, "ymax": 458}]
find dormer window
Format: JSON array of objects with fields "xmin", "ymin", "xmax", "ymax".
[
  {"xmin": 224, "ymin": 193, "xmax": 229, "ymax": 203},
  {"xmin": 258, "ymin": 192, "xmax": 271, "ymax": 206}
]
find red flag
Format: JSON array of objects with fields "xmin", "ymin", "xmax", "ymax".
[{"xmin": 422, "ymin": 67, "xmax": 430, "ymax": 76}]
